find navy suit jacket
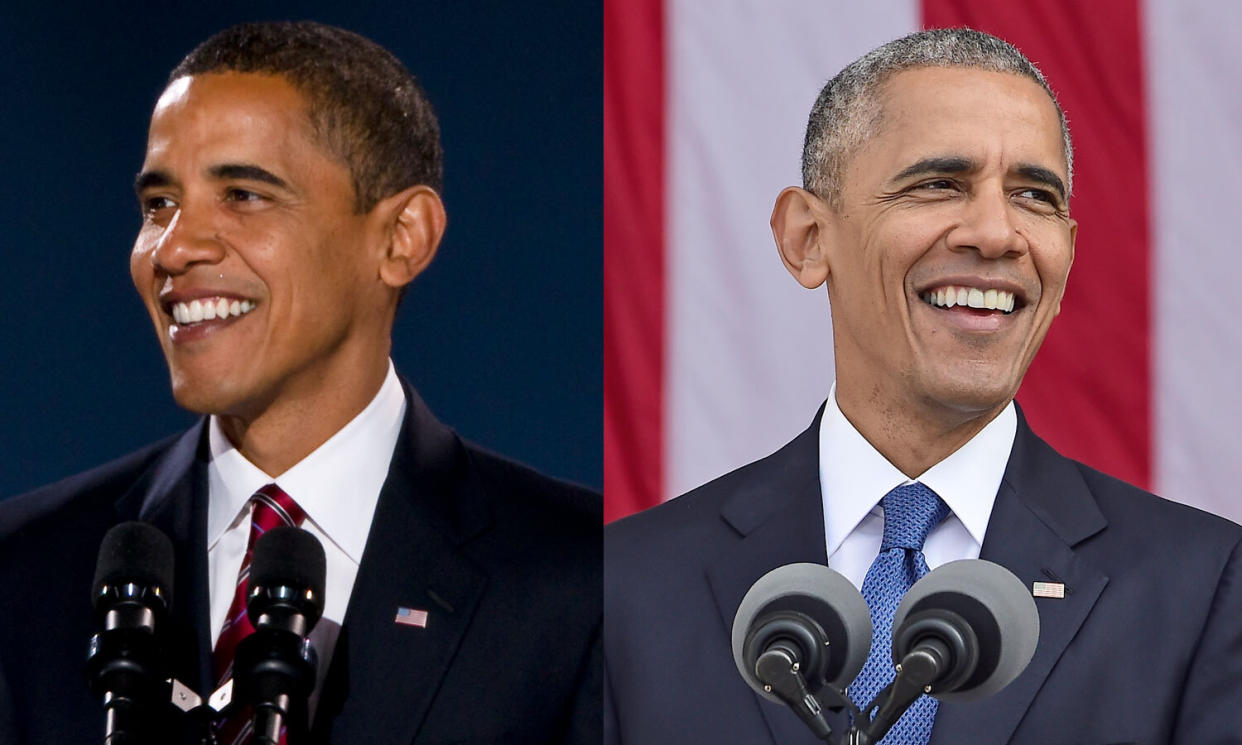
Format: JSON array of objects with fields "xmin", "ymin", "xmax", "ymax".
[
  {"xmin": 605, "ymin": 406, "xmax": 1242, "ymax": 745},
  {"xmin": 0, "ymin": 382, "xmax": 601, "ymax": 744}
]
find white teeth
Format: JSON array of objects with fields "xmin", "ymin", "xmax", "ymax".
[
  {"xmin": 170, "ymin": 296, "xmax": 256, "ymax": 326},
  {"xmin": 921, "ymin": 285, "xmax": 1017, "ymax": 314}
]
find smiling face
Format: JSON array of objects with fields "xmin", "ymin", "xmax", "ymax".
[
  {"xmin": 131, "ymin": 72, "xmax": 396, "ymax": 422},
  {"xmin": 786, "ymin": 66, "xmax": 1076, "ymax": 434}
]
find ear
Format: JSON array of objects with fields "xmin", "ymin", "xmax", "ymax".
[
  {"xmin": 771, "ymin": 186, "xmax": 830, "ymax": 289},
  {"xmin": 375, "ymin": 185, "xmax": 447, "ymax": 290},
  {"xmin": 1053, "ymin": 217, "xmax": 1078, "ymax": 316}
]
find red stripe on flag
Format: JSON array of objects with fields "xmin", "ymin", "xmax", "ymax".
[
  {"xmin": 604, "ymin": 0, "xmax": 666, "ymax": 521},
  {"xmin": 922, "ymin": 0, "xmax": 1152, "ymax": 489}
]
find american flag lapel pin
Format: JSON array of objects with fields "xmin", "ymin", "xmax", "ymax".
[
  {"xmin": 395, "ymin": 606, "xmax": 430, "ymax": 628},
  {"xmin": 1032, "ymin": 581, "xmax": 1065, "ymax": 599}
]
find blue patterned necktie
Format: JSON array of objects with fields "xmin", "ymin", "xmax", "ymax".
[{"xmin": 851, "ymin": 482, "xmax": 951, "ymax": 744}]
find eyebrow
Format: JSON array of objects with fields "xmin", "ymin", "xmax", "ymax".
[
  {"xmin": 1014, "ymin": 163, "xmax": 1067, "ymax": 203},
  {"xmin": 209, "ymin": 163, "xmax": 291, "ymax": 190},
  {"xmin": 891, "ymin": 156, "xmax": 975, "ymax": 183},
  {"xmin": 891, "ymin": 156, "xmax": 1068, "ymax": 203},
  {"xmin": 132, "ymin": 163, "xmax": 291, "ymax": 195},
  {"xmin": 133, "ymin": 169, "xmax": 171, "ymax": 195}
]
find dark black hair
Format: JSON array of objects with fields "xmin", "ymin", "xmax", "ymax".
[{"xmin": 171, "ymin": 20, "xmax": 443, "ymax": 212}]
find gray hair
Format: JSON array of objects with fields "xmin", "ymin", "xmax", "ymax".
[{"xmin": 801, "ymin": 28, "xmax": 1073, "ymax": 204}]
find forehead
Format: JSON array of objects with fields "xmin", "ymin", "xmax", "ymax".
[
  {"xmin": 850, "ymin": 66, "xmax": 1067, "ymax": 182},
  {"xmin": 143, "ymin": 72, "xmax": 325, "ymax": 173}
]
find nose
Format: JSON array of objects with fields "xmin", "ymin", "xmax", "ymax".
[
  {"xmin": 148, "ymin": 203, "xmax": 226, "ymax": 275},
  {"xmin": 948, "ymin": 187, "xmax": 1028, "ymax": 259}
]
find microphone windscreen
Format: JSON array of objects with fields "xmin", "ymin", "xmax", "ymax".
[
  {"xmin": 732, "ymin": 562, "xmax": 872, "ymax": 701},
  {"xmin": 893, "ymin": 559, "xmax": 1038, "ymax": 702},
  {"xmin": 91, "ymin": 521, "xmax": 175, "ymax": 603},
  {"xmin": 250, "ymin": 526, "xmax": 327, "ymax": 614}
]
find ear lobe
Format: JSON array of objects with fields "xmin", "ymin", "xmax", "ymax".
[
  {"xmin": 771, "ymin": 186, "xmax": 830, "ymax": 289},
  {"xmin": 378, "ymin": 186, "xmax": 447, "ymax": 289}
]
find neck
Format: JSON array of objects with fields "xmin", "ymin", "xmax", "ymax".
[
  {"xmin": 217, "ymin": 355, "xmax": 391, "ymax": 477},
  {"xmin": 834, "ymin": 382, "xmax": 1008, "ymax": 479}
]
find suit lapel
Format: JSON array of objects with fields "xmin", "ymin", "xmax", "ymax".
[
  {"xmin": 316, "ymin": 385, "xmax": 490, "ymax": 743},
  {"xmin": 930, "ymin": 413, "xmax": 1108, "ymax": 745},
  {"xmin": 706, "ymin": 408, "xmax": 846, "ymax": 745},
  {"xmin": 114, "ymin": 422, "xmax": 216, "ymax": 697}
]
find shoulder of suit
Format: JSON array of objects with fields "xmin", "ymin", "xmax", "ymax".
[
  {"xmin": 459, "ymin": 438, "xmax": 601, "ymax": 531},
  {"xmin": 0, "ymin": 433, "xmax": 183, "ymax": 541},
  {"xmin": 605, "ymin": 445, "xmax": 783, "ymax": 576},
  {"xmin": 1070, "ymin": 456, "xmax": 1242, "ymax": 544}
]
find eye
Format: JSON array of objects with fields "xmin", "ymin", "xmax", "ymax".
[
  {"xmin": 895, "ymin": 178, "xmax": 961, "ymax": 202},
  {"xmin": 1013, "ymin": 187, "xmax": 1063, "ymax": 214},
  {"xmin": 915, "ymin": 178, "xmax": 957, "ymax": 191},
  {"xmin": 224, "ymin": 187, "xmax": 265, "ymax": 203},
  {"xmin": 140, "ymin": 195, "xmax": 177, "ymax": 219},
  {"xmin": 1016, "ymin": 187, "xmax": 1056, "ymax": 203}
]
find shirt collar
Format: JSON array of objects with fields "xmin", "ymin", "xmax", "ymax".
[
  {"xmin": 818, "ymin": 383, "xmax": 1015, "ymax": 556},
  {"xmin": 206, "ymin": 360, "xmax": 407, "ymax": 564}
]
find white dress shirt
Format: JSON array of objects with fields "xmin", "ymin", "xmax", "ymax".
[
  {"xmin": 819, "ymin": 384, "xmax": 1017, "ymax": 589},
  {"xmin": 205, "ymin": 360, "xmax": 406, "ymax": 703}
]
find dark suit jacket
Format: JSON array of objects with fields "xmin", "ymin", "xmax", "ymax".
[
  {"xmin": 605, "ymin": 406, "xmax": 1242, "ymax": 745},
  {"xmin": 0, "ymin": 382, "xmax": 601, "ymax": 744}
]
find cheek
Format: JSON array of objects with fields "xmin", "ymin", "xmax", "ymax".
[
  {"xmin": 1030, "ymin": 240, "xmax": 1074, "ymax": 301},
  {"xmin": 129, "ymin": 242, "xmax": 152, "ymax": 293},
  {"xmin": 866, "ymin": 225, "xmax": 929, "ymax": 305}
]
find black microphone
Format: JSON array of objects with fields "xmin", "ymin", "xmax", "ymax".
[
  {"xmin": 732, "ymin": 563, "xmax": 873, "ymax": 740},
  {"xmin": 84, "ymin": 521, "xmax": 175, "ymax": 745},
  {"xmin": 233, "ymin": 526, "xmax": 326, "ymax": 745},
  {"xmin": 859, "ymin": 559, "xmax": 1039, "ymax": 742}
]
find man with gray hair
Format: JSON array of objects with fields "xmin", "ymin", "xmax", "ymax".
[{"xmin": 605, "ymin": 27, "xmax": 1242, "ymax": 745}]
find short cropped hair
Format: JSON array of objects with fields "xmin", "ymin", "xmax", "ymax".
[
  {"xmin": 171, "ymin": 21, "xmax": 443, "ymax": 212},
  {"xmin": 802, "ymin": 27, "xmax": 1072, "ymax": 205}
]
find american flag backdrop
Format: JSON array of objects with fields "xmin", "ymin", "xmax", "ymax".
[{"xmin": 604, "ymin": 0, "xmax": 1242, "ymax": 522}]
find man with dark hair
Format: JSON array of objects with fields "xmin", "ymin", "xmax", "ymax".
[
  {"xmin": 169, "ymin": 22, "xmax": 445, "ymax": 211},
  {"xmin": 605, "ymin": 28, "xmax": 1242, "ymax": 745},
  {"xmin": 0, "ymin": 21, "xmax": 599, "ymax": 745}
]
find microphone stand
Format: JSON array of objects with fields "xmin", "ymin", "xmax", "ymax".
[
  {"xmin": 234, "ymin": 628, "xmax": 317, "ymax": 745},
  {"xmin": 754, "ymin": 648, "xmax": 940, "ymax": 745}
]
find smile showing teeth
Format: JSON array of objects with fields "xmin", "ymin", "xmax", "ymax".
[
  {"xmin": 170, "ymin": 297, "xmax": 255, "ymax": 325},
  {"xmin": 920, "ymin": 285, "xmax": 1016, "ymax": 313}
]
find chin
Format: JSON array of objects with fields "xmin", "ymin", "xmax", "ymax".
[
  {"xmin": 918, "ymin": 371, "xmax": 1020, "ymax": 422},
  {"xmin": 168, "ymin": 372, "xmax": 249, "ymax": 417},
  {"xmin": 169, "ymin": 385, "xmax": 225, "ymax": 416}
]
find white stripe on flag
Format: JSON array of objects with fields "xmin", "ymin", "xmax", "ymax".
[
  {"xmin": 1147, "ymin": 0, "xmax": 1242, "ymax": 524},
  {"xmin": 665, "ymin": 0, "xmax": 918, "ymax": 499}
]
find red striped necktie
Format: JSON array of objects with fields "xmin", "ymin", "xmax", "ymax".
[{"xmin": 214, "ymin": 484, "xmax": 307, "ymax": 745}]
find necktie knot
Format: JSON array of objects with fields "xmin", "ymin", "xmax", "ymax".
[
  {"xmin": 250, "ymin": 483, "xmax": 307, "ymax": 534},
  {"xmin": 879, "ymin": 482, "xmax": 949, "ymax": 553}
]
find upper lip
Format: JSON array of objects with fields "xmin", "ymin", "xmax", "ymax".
[{"xmin": 914, "ymin": 276, "xmax": 1032, "ymax": 308}]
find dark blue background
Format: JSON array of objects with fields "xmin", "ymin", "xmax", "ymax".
[{"xmin": 0, "ymin": 3, "xmax": 601, "ymax": 496}]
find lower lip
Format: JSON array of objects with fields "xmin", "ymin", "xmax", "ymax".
[
  {"xmin": 167, "ymin": 311, "xmax": 250, "ymax": 344},
  {"xmin": 918, "ymin": 301, "xmax": 1017, "ymax": 332}
]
